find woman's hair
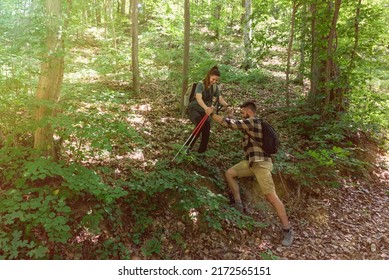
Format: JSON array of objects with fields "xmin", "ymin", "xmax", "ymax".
[{"xmin": 203, "ymin": 65, "xmax": 220, "ymax": 90}]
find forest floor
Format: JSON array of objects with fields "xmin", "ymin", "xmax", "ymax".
[
  {"xmin": 128, "ymin": 93, "xmax": 389, "ymax": 260},
  {"xmin": 66, "ymin": 32, "xmax": 388, "ymax": 260}
]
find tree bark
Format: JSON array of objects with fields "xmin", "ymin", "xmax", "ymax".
[
  {"xmin": 181, "ymin": 0, "xmax": 191, "ymax": 116},
  {"xmin": 295, "ymin": 4, "xmax": 308, "ymax": 85},
  {"xmin": 285, "ymin": 1, "xmax": 298, "ymax": 108},
  {"xmin": 309, "ymin": 3, "xmax": 320, "ymax": 105},
  {"xmin": 131, "ymin": 0, "xmax": 140, "ymax": 95},
  {"xmin": 338, "ymin": 0, "xmax": 361, "ymax": 112},
  {"xmin": 350, "ymin": 0, "xmax": 361, "ymax": 67},
  {"xmin": 33, "ymin": 0, "xmax": 65, "ymax": 157},
  {"xmin": 324, "ymin": 0, "xmax": 342, "ymax": 106},
  {"xmin": 108, "ymin": 0, "xmax": 117, "ymax": 49},
  {"xmin": 243, "ymin": 0, "xmax": 252, "ymax": 70},
  {"xmin": 121, "ymin": 0, "xmax": 126, "ymax": 15}
]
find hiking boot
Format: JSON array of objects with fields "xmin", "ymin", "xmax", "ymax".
[
  {"xmin": 232, "ymin": 202, "xmax": 244, "ymax": 213},
  {"xmin": 281, "ymin": 229, "xmax": 294, "ymax": 247}
]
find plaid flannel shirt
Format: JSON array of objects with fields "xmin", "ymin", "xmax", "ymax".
[{"xmin": 221, "ymin": 117, "xmax": 272, "ymax": 165}]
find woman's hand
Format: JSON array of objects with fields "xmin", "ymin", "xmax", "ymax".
[{"xmin": 205, "ymin": 107, "xmax": 214, "ymax": 116}]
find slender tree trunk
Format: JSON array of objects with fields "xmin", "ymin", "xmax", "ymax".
[
  {"xmin": 243, "ymin": 0, "xmax": 252, "ymax": 70},
  {"xmin": 213, "ymin": 2, "xmax": 222, "ymax": 39},
  {"xmin": 295, "ymin": 4, "xmax": 308, "ymax": 85},
  {"xmin": 121, "ymin": 0, "xmax": 126, "ymax": 15},
  {"xmin": 285, "ymin": 1, "xmax": 298, "ymax": 108},
  {"xmin": 103, "ymin": 0, "xmax": 109, "ymax": 37},
  {"xmin": 350, "ymin": 0, "xmax": 361, "ymax": 67},
  {"xmin": 339, "ymin": 0, "xmax": 362, "ymax": 112},
  {"xmin": 79, "ymin": 0, "xmax": 87, "ymax": 39},
  {"xmin": 131, "ymin": 0, "xmax": 140, "ymax": 95},
  {"xmin": 324, "ymin": 0, "xmax": 342, "ymax": 106},
  {"xmin": 34, "ymin": 0, "xmax": 64, "ymax": 156},
  {"xmin": 181, "ymin": 0, "xmax": 190, "ymax": 116},
  {"xmin": 309, "ymin": 3, "xmax": 320, "ymax": 105},
  {"xmin": 108, "ymin": 0, "xmax": 117, "ymax": 49},
  {"xmin": 95, "ymin": 0, "xmax": 101, "ymax": 25}
]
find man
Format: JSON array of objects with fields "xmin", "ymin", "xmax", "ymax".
[{"xmin": 210, "ymin": 101, "xmax": 294, "ymax": 246}]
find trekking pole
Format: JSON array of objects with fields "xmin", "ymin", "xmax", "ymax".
[
  {"xmin": 184, "ymin": 114, "xmax": 208, "ymax": 147},
  {"xmin": 183, "ymin": 115, "xmax": 207, "ymax": 154},
  {"xmin": 176, "ymin": 103, "xmax": 224, "ymax": 161},
  {"xmin": 171, "ymin": 114, "xmax": 208, "ymax": 162}
]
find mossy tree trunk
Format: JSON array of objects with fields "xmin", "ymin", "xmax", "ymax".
[{"xmin": 33, "ymin": 0, "xmax": 65, "ymax": 158}]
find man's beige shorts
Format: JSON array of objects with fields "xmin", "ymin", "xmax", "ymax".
[{"xmin": 230, "ymin": 160, "xmax": 275, "ymax": 195}]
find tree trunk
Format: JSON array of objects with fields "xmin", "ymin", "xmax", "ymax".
[
  {"xmin": 121, "ymin": 0, "xmax": 126, "ymax": 15},
  {"xmin": 339, "ymin": 0, "xmax": 361, "ymax": 112},
  {"xmin": 350, "ymin": 0, "xmax": 361, "ymax": 67},
  {"xmin": 33, "ymin": 0, "xmax": 65, "ymax": 157},
  {"xmin": 108, "ymin": 0, "xmax": 117, "ymax": 49},
  {"xmin": 295, "ymin": 4, "xmax": 308, "ymax": 85},
  {"xmin": 213, "ymin": 2, "xmax": 222, "ymax": 39},
  {"xmin": 243, "ymin": 0, "xmax": 252, "ymax": 70},
  {"xmin": 308, "ymin": 0, "xmax": 343, "ymax": 114},
  {"xmin": 131, "ymin": 0, "xmax": 140, "ymax": 95},
  {"xmin": 324, "ymin": 0, "xmax": 342, "ymax": 107},
  {"xmin": 181, "ymin": 0, "xmax": 191, "ymax": 116},
  {"xmin": 285, "ymin": 1, "xmax": 298, "ymax": 108},
  {"xmin": 309, "ymin": 3, "xmax": 320, "ymax": 106},
  {"xmin": 95, "ymin": 0, "xmax": 101, "ymax": 25}
]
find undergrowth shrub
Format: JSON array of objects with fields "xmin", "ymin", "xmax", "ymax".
[
  {"xmin": 0, "ymin": 92, "xmax": 34, "ymax": 147},
  {"xmin": 0, "ymin": 147, "xmax": 128, "ymax": 259},
  {"xmin": 278, "ymin": 111, "xmax": 371, "ymax": 194},
  {"xmin": 125, "ymin": 160, "xmax": 265, "ymax": 234},
  {"xmin": 48, "ymin": 105, "xmax": 145, "ymax": 162}
]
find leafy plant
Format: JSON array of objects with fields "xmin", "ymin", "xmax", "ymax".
[
  {"xmin": 0, "ymin": 147, "xmax": 129, "ymax": 259},
  {"xmin": 126, "ymin": 161, "xmax": 265, "ymax": 233},
  {"xmin": 141, "ymin": 238, "xmax": 162, "ymax": 257},
  {"xmin": 171, "ymin": 232, "xmax": 187, "ymax": 250},
  {"xmin": 260, "ymin": 250, "xmax": 280, "ymax": 260},
  {"xmin": 97, "ymin": 237, "xmax": 132, "ymax": 260}
]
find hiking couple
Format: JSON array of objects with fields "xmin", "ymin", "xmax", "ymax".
[{"xmin": 186, "ymin": 66, "xmax": 294, "ymax": 247}]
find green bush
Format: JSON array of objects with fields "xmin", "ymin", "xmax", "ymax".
[
  {"xmin": 0, "ymin": 148, "xmax": 128, "ymax": 259},
  {"xmin": 126, "ymin": 161, "xmax": 265, "ymax": 232}
]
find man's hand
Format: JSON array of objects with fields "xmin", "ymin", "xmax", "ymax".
[
  {"xmin": 224, "ymin": 105, "xmax": 234, "ymax": 116},
  {"xmin": 210, "ymin": 111, "xmax": 223, "ymax": 125}
]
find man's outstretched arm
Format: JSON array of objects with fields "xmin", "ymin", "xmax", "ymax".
[{"xmin": 211, "ymin": 112, "xmax": 252, "ymax": 131}]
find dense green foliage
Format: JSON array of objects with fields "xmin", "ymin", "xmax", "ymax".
[{"xmin": 0, "ymin": 0, "xmax": 388, "ymax": 259}]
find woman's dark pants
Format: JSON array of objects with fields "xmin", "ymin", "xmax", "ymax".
[{"xmin": 187, "ymin": 109, "xmax": 211, "ymax": 153}]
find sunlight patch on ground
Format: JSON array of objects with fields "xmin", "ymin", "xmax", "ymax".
[
  {"xmin": 73, "ymin": 53, "xmax": 94, "ymax": 64},
  {"xmin": 126, "ymin": 114, "xmax": 145, "ymax": 125},
  {"xmin": 127, "ymin": 104, "xmax": 152, "ymax": 130},
  {"xmin": 64, "ymin": 69, "xmax": 101, "ymax": 84},
  {"xmin": 189, "ymin": 208, "xmax": 199, "ymax": 225},
  {"xmin": 128, "ymin": 149, "xmax": 145, "ymax": 161},
  {"xmin": 269, "ymin": 71, "xmax": 285, "ymax": 79},
  {"xmin": 74, "ymin": 227, "xmax": 100, "ymax": 244},
  {"xmin": 131, "ymin": 104, "xmax": 152, "ymax": 112},
  {"xmin": 160, "ymin": 117, "xmax": 177, "ymax": 123},
  {"xmin": 173, "ymin": 117, "xmax": 192, "ymax": 125},
  {"xmin": 84, "ymin": 27, "xmax": 106, "ymax": 41}
]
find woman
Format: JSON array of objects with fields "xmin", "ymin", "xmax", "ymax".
[{"xmin": 187, "ymin": 66, "xmax": 228, "ymax": 153}]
